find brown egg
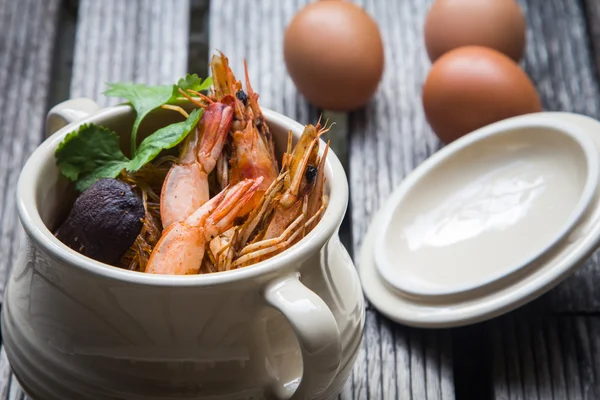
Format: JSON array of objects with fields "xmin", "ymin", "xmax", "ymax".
[
  {"xmin": 284, "ymin": 0, "xmax": 384, "ymax": 111},
  {"xmin": 424, "ymin": 0, "xmax": 526, "ymax": 63},
  {"xmin": 422, "ymin": 46, "xmax": 542, "ymax": 144}
]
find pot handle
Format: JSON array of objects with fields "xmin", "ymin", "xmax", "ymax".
[
  {"xmin": 45, "ymin": 98, "xmax": 101, "ymax": 137},
  {"xmin": 263, "ymin": 273, "xmax": 342, "ymax": 399}
]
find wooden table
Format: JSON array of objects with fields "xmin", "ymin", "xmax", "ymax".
[{"xmin": 1, "ymin": 0, "xmax": 600, "ymax": 398}]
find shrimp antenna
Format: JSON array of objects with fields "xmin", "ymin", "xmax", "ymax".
[
  {"xmin": 178, "ymin": 88, "xmax": 206, "ymax": 108},
  {"xmin": 286, "ymin": 130, "xmax": 293, "ymax": 155},
  {"xmin": 281, "ymin": 130, "xmax": 294, "ymax": 170},
  {"xmin": 243, "ymin": 59, "xmax": 255, "ymax": 95},
  {"xmin": 187, "ymin": 89, "xmax": 214, "ymax": 104},
  {"xmin": 318, "ymin": 119, "xmax": 335, "ymax": 137}
]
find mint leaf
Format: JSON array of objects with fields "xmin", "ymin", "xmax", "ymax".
[
  {"xmin": 104, "ymin": 83, "xmax": 173, "ymax": 154},
  {"xmin": 55, "ymin": 124, "xmax": 129, "ymax": 191},
  {"xmin": 128, "ymin": 108, "xmax": 203, "ymax": 171}
]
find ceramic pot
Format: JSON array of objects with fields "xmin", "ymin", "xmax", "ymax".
[{"xmin": 2, "ymin": 99, "xmax": 365, "ymax": 399}]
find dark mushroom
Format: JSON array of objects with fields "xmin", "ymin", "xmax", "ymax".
[{"xmin": 55, "ymin": 178, "xmax": 145, "ymax": 265}]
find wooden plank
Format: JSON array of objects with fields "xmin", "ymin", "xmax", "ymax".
[
  {"xmin": 208, "ymin": 0, "xmax": 319, "ymax": 125},
  {"xmin": 0, "ymin": 349, "xmax": 13, "ymax": 399},
  {"xmin": 518, "ymin": 0, "xmax": 600, "ymax": 313},
  {"xmin": 0, "ymin": 1, "xmax": 191, "ymax": 398},
  {"xmin": 584, "ymin": 0, "xmax": 600, "ymax": 93},
  {"xmin": 0, "ymin": 0, "xmax": 61, "ymax": 396},
  {"xmin": 489, "ymin": 0, "xmax": 600, "ymax": 398},
  {"xmin": 489, "ymin": 311, "xmax": 600, "ymax": 400},
  {"xmin": 0, "ymin": 0, "xmax": 61, "ymax": 302},
  {"xmin": 70, "ymin": 0, "xmax": 190, "ymax": 107},
  {"xmin": 346, "ymin": 0, "xmax": 454, "ymax": 398},
  {"xmin": 188, "ymin": 0, "xmax": 210, "ymax": 79}
]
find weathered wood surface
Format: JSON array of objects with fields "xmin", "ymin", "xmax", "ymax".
[
  {"xmin": 519, "ymin": 0, "xmax": 600, "ymax": 312},
  {"xmin": 345, "ymin": 0, "xmax": 455, "ymax": 398},
  {"xmin": 584, "ymin": 0, "xmax": 600, "ymax": 87},
  {"xmin": 0, "ymin": 0, "xmax": 61, "ymax": 397},
  {"xmin": 4, "ymin": 0, "xmax": 600, "ymax": 398},
  {"xmin": 490, "ymin": 0, "xmax": 600, "ymax": 399},
  {"xmin": 71, "ymin": 0, "xmax": 190, "ymax": 106},
  {"xmin": 346, "ymin": 0, "xmax": 600, "ymax": 398},
  {"xmin": 0, "ymin": 0, "xmax": 191, "ymax": 398},
  {"xmin": 489, "ymin": 311, "xmax": 600, "ymax": 400},
  {"xmin": 0, "ymin": 0, "xmax": 61, "ymax": 304},
  {"xmin": 208, "ymin": 0, "xmax": 320, "ymax": 125}
]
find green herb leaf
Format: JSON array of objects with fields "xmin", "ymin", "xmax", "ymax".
[
  {"xmin": 128, "ymin": 108, "xmax": 203, "ymax": 171},
  {"xmin": 104, "ymin": 83, "xmax": 173, "ymax": 154},
  {"xmin": 55, "ymin": 107, "xmax": 204, "ymax": 191},
  {"xmin": 55, "ymin": 124, "xmax": 130, "ymax": 191},
  {"xmin": 104, "ymin": 75, "xmax": 212, "ymax": 154},
  {"xmin": 74, "ymin": 161, "xmax": 131, "ymax": 192},
  {"xmin": 176, "ymin": 74, "xmax": 213, "ymax": 92},
  {"xmin": 61, "ymin": 76, "xmax": 212, "ymax": 191}
]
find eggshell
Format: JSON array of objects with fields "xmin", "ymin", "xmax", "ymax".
[
  {"xmin": 283, "ymin": 0, "xmax": 384, "ymax": 111},
  {"xmin": 424, "ymin": 0, "xmax": 526, "ymax": 62},
  {"xmin": 422, "ymin": 46, "xmax": 542, "ymax": 144}
]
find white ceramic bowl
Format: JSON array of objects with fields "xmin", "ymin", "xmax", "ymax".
[{"xmin": 2, "ymin": 99, "xmax": 365, "ymax": 400}]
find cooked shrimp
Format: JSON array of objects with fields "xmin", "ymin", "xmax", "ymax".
[
  {"xmin": 229, "ymin": 123, "xmax": 331, "ymax": 268},
  {"xmin": 209, "ymin": 51, "xmax": 279, "ymax": 190},
  {"xmin": 229, "ymin": 119, "xmax": 279, "ymax": 193},
  {"xmin": 242, "ymin": 59, "xmax": 278, "ymax": 172},
  {"xmin": 206, "ymin": 52, "xmax": 281, "ymax": 266},
  {"xmin": 210, "ymin": 51, "xmax": 247, "ymax": 131},
  {"xmin": 160, "ymin": 101, "xmax": 234, "ymax": 229},
  {"xmin": 257, "ymin": 123, "xmax": 327, "ymax": 241},
  {"xmin": 209, "ymin": 173, "xmax": 286, "ymax": 271},
  {"xmin": 146, "ymin": 177, "xmax": 263, "ymax": 275},
  {"xmin": 208, "ymin": 226, "xmax": 236, "ymax": 271}
]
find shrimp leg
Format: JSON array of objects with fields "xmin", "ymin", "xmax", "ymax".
[{"xmin": 232, "ymin": 196, "xmax": 308, "ymax": 268}]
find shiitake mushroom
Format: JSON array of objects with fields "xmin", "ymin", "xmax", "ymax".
[{"xmin": 55, "ymin": 178, "xmax": 145, "ymax": 265}]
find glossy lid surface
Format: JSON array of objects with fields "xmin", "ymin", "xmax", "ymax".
[
  {"xmin": 374, "ymin": 118, "xmax": 598, "ymax": 297},
  {"xmin": 360, "ymin": 112, "xmax": 600, "ymax": 327}
]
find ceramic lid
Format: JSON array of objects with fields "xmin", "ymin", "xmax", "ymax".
[{"xmin": 358, "ymin": 112, "xmax": 600, "ymax": 328}]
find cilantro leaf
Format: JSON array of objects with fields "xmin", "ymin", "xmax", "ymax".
[
  {"xmin": 176, "ymin": 74, "xmax": 213, "ymax": 92},
  {"xmin": 55, "ymin": 107, "xmax": 205, "ymax": 191},
  {"xmin": 128, "ymin": 108, "xmax": 203, "ymax": 171},
  {"xmin": 104, "ymin": 75, "xmax": 212, "ymax": 154},
  {"xmin": 104, "ymin": 83, "xmax": 173, "ymax": 155},
  {"xmin": 59, "ymin": 76, "xmax": 213, "ymax": 191},
  {"xmin": 55, "ymin": 124, "xmax": 129, "ymax": 191}
]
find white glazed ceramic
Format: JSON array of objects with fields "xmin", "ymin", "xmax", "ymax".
[
  {"xmin": 374, "ymin": 118, "xmax": 599, "ymax": 297},
  {"xmin": 360, "ymin": 112, "xmax": 600, "ymax": 328},
  {"xmin": 2, "ymin": 99, "xmax": 365, "ymax": 400}
]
